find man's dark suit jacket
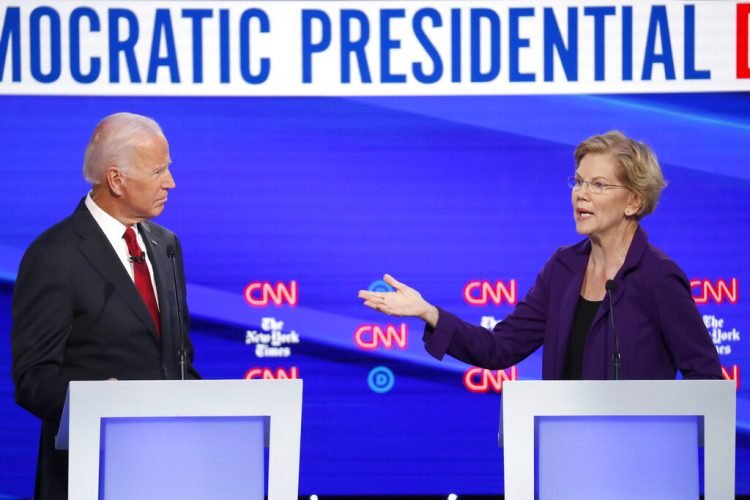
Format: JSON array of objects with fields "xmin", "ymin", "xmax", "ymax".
[{"xmin": 11, "ymin": 198, "xmax": 200, "ymax": 499}]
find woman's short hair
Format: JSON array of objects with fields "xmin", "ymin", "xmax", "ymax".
[{"xmin": 574, "ymin": 130, "xmax": 667, "ymax": 219}]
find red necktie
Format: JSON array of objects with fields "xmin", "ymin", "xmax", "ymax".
[{"xmin": 123, "ymin": 227, "xmax": 161, "ymax": 338}]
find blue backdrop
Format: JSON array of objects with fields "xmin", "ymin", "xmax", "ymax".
[{"xmin": 0, "ymin": 93, "xmax": 748, "ymax": 496}]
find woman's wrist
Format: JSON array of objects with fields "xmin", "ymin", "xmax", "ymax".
[{"xmin": 420, "ymin": 304, "xmax": 439, "ymax": 328}]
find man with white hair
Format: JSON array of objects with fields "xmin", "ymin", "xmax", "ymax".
[{"xmin": 11, "ymin": 112, "xmax": 200, "ymax": 499}]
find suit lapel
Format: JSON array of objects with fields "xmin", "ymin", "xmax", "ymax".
[
  {"xmin": 588, "ymin": 226, "xmax": 649, "ymax": 331},
  {"xmin": 141, "ymin": 223, "xmax": 185, "ymax": 378},
  {"xmin": 139, "ymin": 222, "xmax": 174, "ymax": 350},
  {"xmin": 553, "ymin": 255, "xmax": 587, "ymax": 378},
  {"xmin": 138, "ymin": 222, "xmax": 178, "ymax": 370},
  {"xmin": 72, "ymin": 200, "xmax": 159, "ymax": 339},
  {"xmin": 546, "ymin": 228, "xmax": 650, "ymax": 378}
]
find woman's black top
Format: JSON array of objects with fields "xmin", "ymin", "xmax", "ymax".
[{"xmin": 562, "ymin": 295, "xmax": 603, "ymax": 380}]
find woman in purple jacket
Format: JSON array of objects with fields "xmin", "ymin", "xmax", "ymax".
[{"xmin": 359, "ymin": 131, "xmax": 721, "ymax": 380}]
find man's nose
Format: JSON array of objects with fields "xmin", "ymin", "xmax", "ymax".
[{"xmin": 163, "ymin": 169, "xmax": 176, "ymax": 189}]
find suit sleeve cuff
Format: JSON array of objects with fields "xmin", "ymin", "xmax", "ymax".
[{"xmin": 423, "ymin": 306, "xmax": 458, "ymax": 361}]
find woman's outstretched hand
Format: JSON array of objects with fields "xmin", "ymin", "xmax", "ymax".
[{"xmin": 358, "ymin": 274, "xmax": 439, "ymax": 328}]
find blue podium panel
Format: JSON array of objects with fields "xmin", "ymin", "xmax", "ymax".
[
  {"xmin": 536, "ymin": 416, "xmax": 699, "ymax": 500},
  {"xmin": 99, "ymin": 416, "xmax": 266, "ymax": 500}
]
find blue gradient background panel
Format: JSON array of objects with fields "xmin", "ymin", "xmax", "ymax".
[{"xmin": 0, "ymin": 94, "xmax": 748, "ymax": 496}]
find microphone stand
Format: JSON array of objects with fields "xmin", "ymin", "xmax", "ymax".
[
  {"xmin": 606, "ymin": 280, "xmax": 621, "ymax": 380},
  {"xmin": 167, "ymin": 244, "xmax": 187, "ymax": 380}
]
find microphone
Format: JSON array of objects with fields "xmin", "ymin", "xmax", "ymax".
[
  {"xmin": 167, "ymin": 243, "xmax": 187, "ymax": 381},
  {"xmin": 129, "ymin": 253, "xmax": 146, "ymax": 264},
  {"xmin": 605, "ymin": 280, "xmax": 621, "ymax": 380}
]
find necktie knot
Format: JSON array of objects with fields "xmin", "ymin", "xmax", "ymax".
[{"xmin": 123, "ymin": 226, "xmax": 137, "ymax": 246}]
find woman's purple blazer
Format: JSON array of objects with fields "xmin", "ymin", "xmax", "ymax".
[{"xmin": 424, "ymin": 226, "xmax": 722, "ymax": 380}]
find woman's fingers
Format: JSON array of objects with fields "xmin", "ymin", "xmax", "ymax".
[
  {"xmin": 359, "ymin": 275, "xmax": 422, "ymax": 317},
  {"xmin": 383, "ymin": 273, "xmax": 405, "ymax": 291},
  {"xmin": 358, "ymin": 290, "xmax": 385, "ymax": 301},
  {"xmin": 362, "ymin": 300, "xmax": 380, "ymax": 311}
]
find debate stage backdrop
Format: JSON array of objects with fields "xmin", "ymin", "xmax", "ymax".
[{"xmin": 1, "ymin": 1, "xmax": 749, "ymax": 496}]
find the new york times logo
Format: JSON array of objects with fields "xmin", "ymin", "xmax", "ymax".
[
  {"xmin": 704, "ymin": 314, "xmax": 741, "ymax": 356},
  {"xmin": 245, "ymin": 317, "xmax": 300, "ymax": 358}
]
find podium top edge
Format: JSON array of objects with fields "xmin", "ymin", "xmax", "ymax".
[
  {"xmin": 69, "ymin": 379, "xmax": 303, "ymax": 386},
  {"xmin": 503, "ymin": 379, "xmax": 732, "ymax": 384}
]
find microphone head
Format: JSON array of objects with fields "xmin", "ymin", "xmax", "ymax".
[
  {"xmin": 605, "ymin": 279, "xmax": 617, "ymax": 292},
  {"xmin": 166, "ymin": 244, "xmax": 176, "ymax": 258}
]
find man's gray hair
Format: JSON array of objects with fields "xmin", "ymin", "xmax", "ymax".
[{"xmin": 82, "ymin": 112, "xmax": 164, "ymax": 185}]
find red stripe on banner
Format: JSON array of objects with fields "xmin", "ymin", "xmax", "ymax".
[{"xmin": 738, "ymin": 4, "xmax": 750, "ymax": 78}]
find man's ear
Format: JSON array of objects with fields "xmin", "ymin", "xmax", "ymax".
[{"xmin": 105, "ymin": 167, "xmax": 124, "ymax": 197}]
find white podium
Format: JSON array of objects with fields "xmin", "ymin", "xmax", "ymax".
[
  {"xmin": 56, "ymin": 379, "xmax": 303, "ymax": 500},
  {"xmin": 501, "ymin": 380, "xmax": 735, "ymax": 500}
]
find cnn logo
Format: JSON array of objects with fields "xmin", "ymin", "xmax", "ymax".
[
  {"xmin": 244, "ymin": 367, "xmax": 299, "ymax": 379},
  {"xmin": 722, "ymin": 364, "xmax": 740, "ymax": 391},
  {"xmin": 463, "ymin": 367, "xmax": 518, "ymax": 393},
  {"xmin": 244, "ymin": 281, "xmax": 298, "ymax": 307},
  {"xmin": 354, "ymin": 324, "xmax": 408, "ymax": 350},
  {"xmin": 690, "ymin": 278, "xmax": 738, "ymax": 305},
  {"xmin": 464, "ymin": 280, "xmax": 517, "ymax": 306}
]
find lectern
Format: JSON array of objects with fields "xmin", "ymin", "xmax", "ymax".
[
  {"xmin": 56, "ymin": 379, "xmax": 303, "ymax": 500},
  {"xmin": 501, "ymin": 380, "xmax": 735, "ymax": 500}
]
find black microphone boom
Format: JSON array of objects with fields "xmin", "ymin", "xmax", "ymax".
[
  {"xmin": 167, "ymin": 243, "xmax": 187, "ymax": 381},
  {"xmin": 605, "ymin": 279, "xmax": 621, "ymax": 380}
]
